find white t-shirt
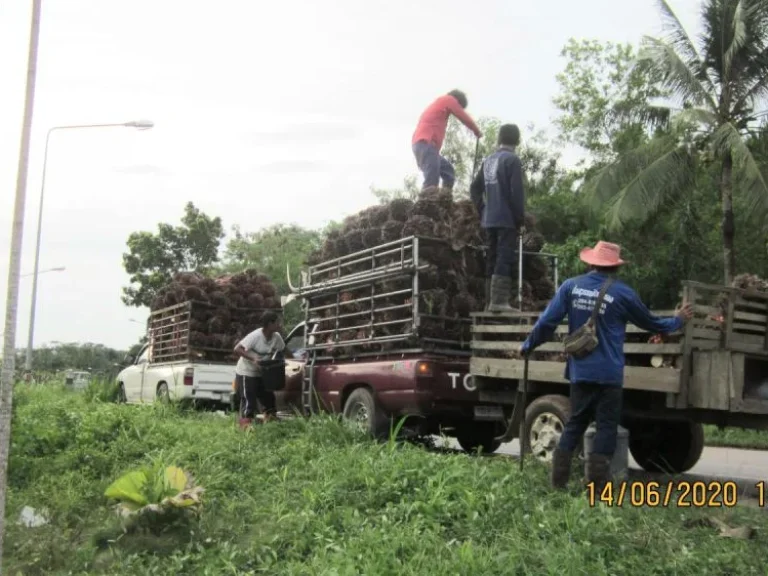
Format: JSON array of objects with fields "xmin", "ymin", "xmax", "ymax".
[{"xmin": 235, "ymin": 328, "xmax": 285, "ymax": 377}]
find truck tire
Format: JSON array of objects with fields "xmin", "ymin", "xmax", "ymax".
[
  {"xmin": 456, "ymin": 422, "xmax": 503, "ymax": 454},
  {"xmin": 628, "ymin": 419, "xmax": 704, "ymax": 474},
  {"xmin": 523, "ymin": 395, "xmax": 572, "ymax": 463},
  {"xmin": 156, "ymin": 382, "xmax": 170, "ymax": 404},
  {"xmin": 342, "ymin": 387, "xmax": 389, "ymax": 439},
  {"xmin": 117, "ymin": 383, "xmax": 127, "ymax": 404}
]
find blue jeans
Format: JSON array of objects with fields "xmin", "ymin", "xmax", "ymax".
[
  {"xmin": 412, "ymin": 140, "xmax": 455, "ymax": 189},
  {"xmin": 557, "ymin": 382, "xmax": 623, "ymax": 456},
  {"xmin": 485, "ymin": 227, "xmax": 517, "ymax": 277}
]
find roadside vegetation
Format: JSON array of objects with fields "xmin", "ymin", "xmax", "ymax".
[
  {"xmin": 6, "ymin": 384, "xmax": 768, "ymax": 575},
  {"xmin": 704, "ymin": 425, "xmax": 768, "ymax": 451}
]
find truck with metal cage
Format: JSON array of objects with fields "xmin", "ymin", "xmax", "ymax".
[
  {"xmin": 278, "ymin": 235, "xmax": 559, "ymax": 451},
  {"xmin": 469, "ymin": 280, "xmax": 768, "ymax": 473},
  {"xmin": 116, "ymin": 300, "xmax": 281, "ymax": 407}
]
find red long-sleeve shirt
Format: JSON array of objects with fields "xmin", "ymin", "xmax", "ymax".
[{"xmin": 412, "ymin": 94, "xmax": 482, "ymax": 150}]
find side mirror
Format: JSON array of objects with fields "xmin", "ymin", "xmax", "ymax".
[{"xmin": 123, "ymin": 354, "xmax": 135, "ymax": 365}]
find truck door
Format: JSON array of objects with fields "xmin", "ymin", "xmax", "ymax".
[
  {"xmin": 124, "ymin": 345, "xmax": 149, "ymax": 402},
  {"xmin": 279, "ymin": 322, "xmax": 307, "ymax": 411}
]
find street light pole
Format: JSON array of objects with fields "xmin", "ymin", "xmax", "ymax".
[
  {"xmin": 24, "ymin": 120, "xmax": 153, "ymax": 371},
  {"xmin": 0, "ymin": 0, "xmax": 42, "ymax": 568}
]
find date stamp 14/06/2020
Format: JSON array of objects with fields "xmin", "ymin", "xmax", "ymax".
[{"xmin": 586, "ymin": 480, "xmax": 768, "ymax": 508}]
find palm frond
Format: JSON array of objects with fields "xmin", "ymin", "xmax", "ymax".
[
  {"xmin": 638, "ymin": 36, "xmax": 718, "ymax": 112},
  {"xmin": 671, "ymin": 107, "xmax": 719, "ymax": 132},
  {"xmin": 723, "ymin": 0, "xmax": 748, "ymax": 77},
  {"xmin": 656, "ymin": 0, "xmax": 717, "ymax": 93},
  {"xmin": 582, "ymin": 135, "xmax": 680, "ymax": 206},
  {"xmin": 711, "ymin": 121, "xmax": 768, "ymax": 229},
  {"xmin": 605, "ymin": 144, "xmax": 696, "ymax": 230},
  {"xmin": 736, "ymin": 70, "xmax": 768, "ymax": 116}
]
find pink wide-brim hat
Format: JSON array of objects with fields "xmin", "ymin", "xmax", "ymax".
[{"xmin": 579, "ymin": 241, "xmax": 626, "ymax": 267}]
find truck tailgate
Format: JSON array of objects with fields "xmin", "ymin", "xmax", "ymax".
[
  {"xmin": 192, "ymin": 364, "xmax": 236, "ymax": 403},
  {"xmin": 427, "ymin": 359, "xmax": 479, "ymax": 401}
]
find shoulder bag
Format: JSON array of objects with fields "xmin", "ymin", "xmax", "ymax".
[{"xmin": 562, "ymin": 277, "xmax": 615, "ymax": 359}]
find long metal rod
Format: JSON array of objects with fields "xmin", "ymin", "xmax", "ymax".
[
  {"xmin": 311, "ymin": 246, "xmax": 414, "ymax": 278},
  {"xmin": 308, "ymin": 289, "xmax": 412, "ymax": 313},
  {"xmin": 310, "ymin": 236, "xmax": 416, "ymax": 276},
  {"xmin": 517, "ymin": 234, "xmax": 524, "ymax": 307}
]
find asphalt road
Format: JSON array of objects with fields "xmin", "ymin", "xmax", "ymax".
[{"xmin": 440, "ymin": 438, "xmax": 768, "ymax": 502}]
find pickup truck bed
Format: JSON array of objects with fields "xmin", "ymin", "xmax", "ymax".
[{"xmin": 268, "ymin": 320, "xmax": 501, "ymax": 451}]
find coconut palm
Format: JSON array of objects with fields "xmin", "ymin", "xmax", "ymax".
[{"xmin": 586, "ymin": 0, "xmax": 768, "ymax": 284}]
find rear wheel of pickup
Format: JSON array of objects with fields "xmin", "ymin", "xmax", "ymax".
[
  {"xmin": 342, "ymin": 388, "xmax": 389, "ymax": 439},
  {"xmin": 456, "ymin": 422, "xmax": 503, "ymax": 454},
  {"xmin": 628, "ymin": 419, "xmax": 704, "ymax": 474},
  {"xmin": 523, "ymin": 395, "xmax": 572, "ymax": 463},
  {"xmin": 116, "ymin": 383, "xmax": 127, "ymax": 404},
  {"xmin": 156, "ymin": 382, "xmax": 170, "ymax": 404}
]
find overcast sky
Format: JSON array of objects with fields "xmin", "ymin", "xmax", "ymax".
[{"xmin": 0, "ymin": 0, "xmax": 702, "ymax": 351}]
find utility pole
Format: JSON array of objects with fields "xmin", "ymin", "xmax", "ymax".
[{"xmin": 0, "ymin": 0, "xmax": 42, "ymax": 569}]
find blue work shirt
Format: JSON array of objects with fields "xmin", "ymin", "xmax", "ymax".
[
  {"xmin": 521, "ymin": 272, "xmax": 683, "ymax": 386},
  {"xmin": 469, "ymin": 146, "xmax": 525, "ymax": 229}
]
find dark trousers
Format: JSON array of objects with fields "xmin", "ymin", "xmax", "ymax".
[
  {"xmin": 236, "ymin": 374, "xmax": 276, "ymax": 418},
  {"xmin": 485, "ymin": 227, "xmax": 517, "ymax": 277},
  {"xmin": 557, "ymin": 382, "xmax": 623, "ymax": 456},
  {"xmin": 412, "ymin": 140, "xmax": 455, "ymax": 189}
]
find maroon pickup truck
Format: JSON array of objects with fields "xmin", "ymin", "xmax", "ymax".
[{"xmin": 272, "ymin": 320, "xmax": 507, "ymax": 454}]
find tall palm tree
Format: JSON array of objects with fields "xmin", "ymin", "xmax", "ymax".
[
  {"xmin": 586, "ymin": 0, "xmax": 768, "ymax": 284},
  {"xmin": 0, "ymin": 0, "xmax": 42, "ymax": 569}
]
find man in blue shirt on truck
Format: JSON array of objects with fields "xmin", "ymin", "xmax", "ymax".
[
  {"xmin": 520, "ymin": 241, "xmax": 693, "ymax": 490},
  {"xmin": 470, "ymin": 123, "xmax": 525, "ymax": 312}
]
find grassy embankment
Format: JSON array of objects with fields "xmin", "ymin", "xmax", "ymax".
[{"xmin": 4, "ymin": 381, "xmax": 768, "ymax": 575}]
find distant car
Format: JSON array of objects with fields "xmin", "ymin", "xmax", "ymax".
[{"xmin": 65, "ymin": 371, "xmax": 91, "ymax": 390}]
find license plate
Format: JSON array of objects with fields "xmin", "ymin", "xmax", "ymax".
[{"xmin": 473, "ymin": 405, "xmax": 504, "ymax": 421}]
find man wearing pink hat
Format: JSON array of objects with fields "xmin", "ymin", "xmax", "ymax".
[{"xmin": 520, "ymin": 241, "xmax": 694, "ymax": 490}]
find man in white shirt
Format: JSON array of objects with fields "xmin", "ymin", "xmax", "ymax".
[{"xmin": 234, "ymin": 311, "xmax": 285, "ymax": 427}]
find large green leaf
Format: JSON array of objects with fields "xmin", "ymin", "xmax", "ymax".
[
  {"xmin": 104, "ymin": 470, "xmax": 150, "ymax": 506},
  {"xmin": 164, "ymin": 466, "xmax": 188, "ymax": 493}
]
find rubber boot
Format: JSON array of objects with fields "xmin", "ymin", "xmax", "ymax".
[
  {"xmin": 550, "ymin": 448, "xmax": 573, "ymax": 490},
  {"xmin": 488, "ymin": 275, "xmax": 516, "ymax": 313},
  {"xmin": 484, "ymin": 278, "xmax": 492, "ymax": 311},
  {"xmin": 585, "ymin": 453, "xmax": 612, "ymax": 494}
]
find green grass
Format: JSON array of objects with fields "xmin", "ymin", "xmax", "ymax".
[
  {"xmin": 5, "ymin": 385, "xmax": 768, "ymax": 575},
  {"xmin": 704, "ymin": 425, "xmax": 768, "ymax": 450}
]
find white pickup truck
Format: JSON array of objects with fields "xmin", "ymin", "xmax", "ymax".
[{"xmin": 116, "ymin": 343, "xmax": 235, "ymax": 406}]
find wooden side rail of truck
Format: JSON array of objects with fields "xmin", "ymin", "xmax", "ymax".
[{"xmin": 469, "ymin": 280, "xmax": 768, "ymax": 474}]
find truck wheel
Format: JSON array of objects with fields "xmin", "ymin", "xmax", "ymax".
[
  {"xmin": 523, "ymin": 395, "xmax": 572, "ymax": 463},
  {"xmin": 117, "ymin": 383, "xmax": 127, "ymax": 404},
  {"xmin": 628, "ymin": 419, "xmax": 704, "ymax": 474},
  {"xmin": 156, "ymin": 382, "xmax": 170, "ymax": 404},
  {"xmin": 456, "ymin": 422, "xmax": 503, "ymax": 454},
  {"xmin": 342, "ymin": 388, "xmax": 389, "ymax": 439}
]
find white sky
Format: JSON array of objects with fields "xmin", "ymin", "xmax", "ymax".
[{"xmin": 0, "ymin": 0, "xmax": 702, "ymax": 351}]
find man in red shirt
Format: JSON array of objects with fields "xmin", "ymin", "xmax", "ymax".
[{"xmin": 412, "ymin": 90, "xmax": 482, "ymax": 190}]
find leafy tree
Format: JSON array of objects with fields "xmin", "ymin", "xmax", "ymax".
[
  {"xmin": 370, "ymin": 176, "xmax": 420, "ymax": 204},
  {"xmin": 221, "ymin": 224, "xmax": 323, "ymax": 329},
  {"xmin": 122, "ymin": 202, "xmax": 225, "ymax": 308},
  {"xmin": 553, "ymin": 38, "xmax": 670, "ymax": 161},
  {"xmin": 15, "ymin": 342, "xmax": 128, "ymax": 375},
  {"xmin": 584, "ymin": 0, "xmax": 768, "ymax": 284}
]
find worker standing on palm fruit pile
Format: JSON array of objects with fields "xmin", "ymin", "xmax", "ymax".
[
  {"xmin": 470, "ymin": 123, "xmax": 526, "ymax": 312},
  {"xmin": 412, "ymin": 89, "xmax": 482, "ymax": 191},
  {"xmin": 519, "ymin": 241, "xmax": 694, "ymax": 491},
  {"xmin": 233, "ymin": 311, "xmax": 286, "ymax": 429}
]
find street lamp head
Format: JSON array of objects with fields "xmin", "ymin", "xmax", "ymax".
[
  {"xmin": 124, "ymin": 119, "xmax": 154, "ymax": 130},
  {"xmin": 51, "ymin": 266, "xmax": 66, "ymax": 272}
]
